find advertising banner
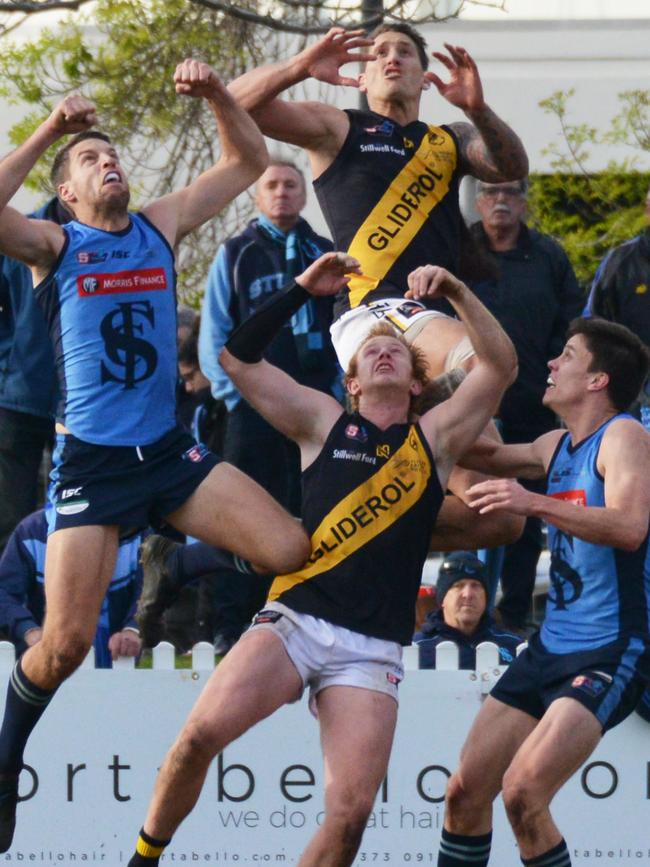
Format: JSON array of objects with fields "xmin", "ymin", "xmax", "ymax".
[{"xmin": 3, "ymin": 667, "xmax": 650, "ymax": 865}]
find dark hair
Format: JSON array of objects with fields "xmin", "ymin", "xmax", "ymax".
[
  {"xmin": 367, "ymin": 22, "xmax": 429, "ymax": 70},
  {"xmin": 50, "ymin": 130, "xmax": 112, "ymax": 188},
  {"xmin": 344, "ymin": 321, "xmax": 429, "ymax": 412},
  {"xmin": 178, "ymin": 317, "xmax": 200, "ymax": 367},
  {"xmin": 567, "ymin": 317, "xmax": 650, "ymax": 411}
]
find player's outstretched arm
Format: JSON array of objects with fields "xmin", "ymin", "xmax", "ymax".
[
  {"xmin": 0, "ymin": 94, "xmax": 95, "ymax": 269},
  {"xmin": 221, "ymin": 252, "xmax": 360, "ymax": 461},
  {"xmin": 466, "ymin": 418, "xmax": 650, "ymax": 551},
  {"xmin": 427, "ymin": 43, "xmax": 528, "ymax": 182},
  {"xmin": 410, "ymin": 266, "xmax": 517, "ymax": 480},
  {"xmin": 144, "ymin": 60, "xmax": 268, "ymax": 246},
  {"xmin": 458, "ymin": 430, "xmax": 562, "ymax": 480},
  {"xmin": 228, "ymin": 27, "xmax": 373, "ymax": 151}
]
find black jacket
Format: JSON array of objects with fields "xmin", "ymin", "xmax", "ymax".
[
  {"xmin": 585, "ymin": 228, "xmax": 650, "ymax": 347},
  {"xmin": 468, "ymin": 223, "xmax": 584, "ymax": 441}
]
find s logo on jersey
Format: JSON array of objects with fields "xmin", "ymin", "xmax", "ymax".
[
  {"xmin": 77, "ymin": 251, "xmax": 108, "ymax": 265},
  {"xmin": 548, "ymin": 531, "xmax": 583, "ymax": 611},
  {"xmin": 100, "ymin": 301, "xmax": 158, "ymax": 390},
  {"xmin": 345, "ymin": 423, "xmax": 368, "ymax": 443}
]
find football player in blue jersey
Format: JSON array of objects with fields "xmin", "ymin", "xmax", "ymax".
[
  {"xmin": 435, "ymin": 318, "xmax": 650, "ymax": 867},
  {"xmin": 0, "ymin": 60, "xmax": 310, "ymax": 851}
]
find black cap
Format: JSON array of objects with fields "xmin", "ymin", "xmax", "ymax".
[{"xmin": 436, "ymin": 551, "xmax": 489, "ymax": 605}]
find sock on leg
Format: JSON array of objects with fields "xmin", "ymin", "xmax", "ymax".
[
  {"xmin": 0, "ymin": 659, "xmax": 56, "ymax": 775},
  {"xmin": 521, "ymin": 839, "xmax": 571, "ymax": 866},
  {"xmin": 175, "ymin": 542, "xmax": 257, "ymax": 588},
  {"xmin": 127, "ymin": 827, "xmax": 172, "ymax": 867},
  {"xmin": 438, "ymin": 828, "xmax": 492, "ymax": 866}
]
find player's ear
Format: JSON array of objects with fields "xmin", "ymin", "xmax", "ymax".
[
  {"xmin": 57, "ymin": 181, "xmax": 77, "ymax": 206},
  {"xmin": 587, "ymin": 371, "xmax": 609, "ymax": 394},
  {"xmin": 358, "ymin": 72, "xmax": 368, "ymax": 94},
  {"xmin": 347, "ymin": 377, "xmax": 361, "ymax": 398}
]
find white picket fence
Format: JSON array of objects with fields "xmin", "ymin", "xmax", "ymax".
[{"xmin": 0, "ymin": 638, "xmax": 527, "ymax": 674}]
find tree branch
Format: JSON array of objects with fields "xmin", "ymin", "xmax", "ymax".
[{"xmin": 0, "ymin": 0, "xmax": 93, "ymax": 10}]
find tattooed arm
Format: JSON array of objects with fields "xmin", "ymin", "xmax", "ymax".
[{"xmin": 427, "ymin": 43, "xmax": 528, "ymax": 181}]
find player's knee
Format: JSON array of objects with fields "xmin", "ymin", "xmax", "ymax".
[
  {"xmin": 497, "ymin": 513, "xmax": 526, "ymax": 546},
  {"xmin": 444, "ymin": 773, "xmax": 481, "ymax": 824},
  {"xmin": 271, "ymin": 526, "xmax": 311, "ymax": 574},
  {"xmin": 502, "ymin": 772, "xmax": 543, "ymax": 835},
  {"xmin": 177, "ymin": 719, "xmax": 221, "ymax": 763},
  {"xmin": 325, "ymin": 791, "xmax": 373, "ymax": 846},
  {"xmin": 45, "ymin": 631, "xmax": 92, "ymax": 681}
]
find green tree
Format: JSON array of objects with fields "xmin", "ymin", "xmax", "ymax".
[
  {"xmin": 528, "ymin": 89, "xmax": 650, "ymax": 288},
  {"xmin": 0, "ymin": 0, "xmax": 504, "ymax": 37},
  {"xmin": 0, "ymin": 0, "xmax": 288, "ymax": 303}
]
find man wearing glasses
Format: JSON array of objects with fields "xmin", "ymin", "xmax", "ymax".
[{"xmin": 468, "ymin": 179, "xmax": 584, "ymax": 634}]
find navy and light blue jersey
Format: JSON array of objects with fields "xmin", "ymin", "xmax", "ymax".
[
  {"xmin": 34, "ymin": 213, "xmax": 177, "ymax": 446},
  {"xmin": 542, "ymin": 415, "xmax": 650, "ymax": 653}
]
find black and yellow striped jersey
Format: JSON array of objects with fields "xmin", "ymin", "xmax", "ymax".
[
  {"xmin": 313, "ymin": 109, "xmax": 462, "ymax": 320},
  {"xmin": 268, "ymin": 412, "xmax": 444, "ymax": 644}
]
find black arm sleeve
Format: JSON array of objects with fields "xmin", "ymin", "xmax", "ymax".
[{"xmin": 225, "ymin": 279, "xmax": 310, "ymax": 363}]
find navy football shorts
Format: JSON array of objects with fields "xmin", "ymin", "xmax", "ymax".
[
  {"xmin": 491, "ymin": 631, "xmax": 648, "ymax": 732},
  {"xmin": 48, "ymin": 424, "xmax": 220, "ymax": 533}
]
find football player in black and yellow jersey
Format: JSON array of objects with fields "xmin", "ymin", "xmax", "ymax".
[
  {"xmin": 229, "ymin": 23, "xmax": 528, "ymax": 378},
  {"xmin": 127, "ymin": 252, "xmax": 517, "ymax": 867}
]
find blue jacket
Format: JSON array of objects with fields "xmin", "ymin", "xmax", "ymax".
[
  {"xmin": 0, "ymin": 198, "xmax": 68, "ymax": 417},
  {"xmin": 199, "ymin": 217, "xmax": 339, "ymax": 409},
  {"xmin": 0, "ymin": 509, "xmax": 143, "ymax": 668},
  {"xmin": 414, "ymin": 609, "xmax": 522, "ymax": 669}
]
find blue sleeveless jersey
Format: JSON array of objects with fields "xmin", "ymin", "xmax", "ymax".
[
  {"xmin": 34, "ymin": 213, "xmax": 177, "ymax": 445},
  {"xmin": 542, "ymin": 415, "xmax": 650, "ymax": 653}
]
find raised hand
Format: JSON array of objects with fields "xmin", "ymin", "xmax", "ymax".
[
  {"xmin": 296, "ymin": 251, "xmax": 361, "ymax": 296},
  {"xmin": 426, "ymin": 43, "xmax": 485, "ymax": 113},
  {"xmin": 299, "ymin": 27, "xmax": 376, "ymax": 88},
  {"xmin": 404, "ymin": 265, "xmax": 466, "ymax": 301},
  {"xmin": 174, "ymin": 59, "xmax": 227, "ymax": 100},
  {"xmin": 47, "ymin": 93, "xmax": 97, "ymax": 136}
]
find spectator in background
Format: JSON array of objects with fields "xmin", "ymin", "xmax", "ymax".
[
  {"xmin": 0, "ymin": 198, "xmax": 69, "ymax": 554},
  {"xmin": 468, "ymin": 178, "xmax": 584, "ymax": 632},
  {"xmin": 414, "ymin": 551, "xmax": 521, "ymax": 669},
  {"xmin": 175, "ymin": 305, "xmax": 202, "ymax": 432},
  {"xmin": 178, "ymin": 319, "xmax": 227, "ymax": 454},
  {"xmin": 583, "ymin": 185, "xmax": 650, "ymax": 428},
  {"xmin": 0, "ymin": 508, "xmax": 143, "ymax": 668},
  {"xmin": 197, "ymin": 159, "xmax": 339, "ymax": 653}
]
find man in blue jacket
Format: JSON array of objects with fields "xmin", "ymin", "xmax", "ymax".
[
  {"xmin": 0, "ymin": 198, "xmax": 68, "ymax": 553},
  {"xmin": 414, "ymin": 551, "xmax": 522, "ymax": 669},
  {"xmin": 0, "ymin": 508, "xmax": 143, "ymax": 667}
]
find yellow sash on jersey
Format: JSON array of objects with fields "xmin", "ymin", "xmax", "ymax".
[
  {"xmin": 346, "ymin": 125, "xmax": 457, "ymax": 309},
  {"xmin": 268, "ymin": 426, "xmax": 432, "ymax": 599}
]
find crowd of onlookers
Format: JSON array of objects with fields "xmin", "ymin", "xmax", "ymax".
[{"xmin": 0, "ymin": 162, "xmax": 648, "ymax": 669}]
